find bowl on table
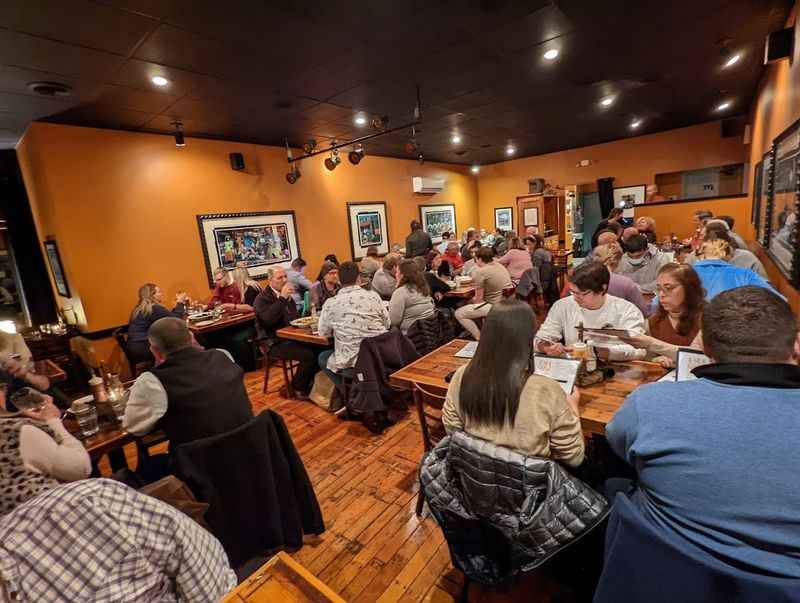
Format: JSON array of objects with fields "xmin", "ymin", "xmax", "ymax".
[{"xmin": 290, "ymin": 316, "xmax": 318, "ymax": 329}]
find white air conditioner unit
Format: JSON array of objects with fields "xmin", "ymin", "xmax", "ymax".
[{"xmin": 412, "ymin": 176, "xmax": 445, "ymax": 194}]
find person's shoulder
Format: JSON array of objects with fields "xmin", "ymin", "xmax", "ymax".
[{"xmin": 523, "ymin": 373, "xmax": 565, "ymax": 400}]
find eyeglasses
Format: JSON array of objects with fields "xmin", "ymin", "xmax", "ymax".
[{"xmin": 656, "ymin": 283, "xmax": 682, "ymax": 294}]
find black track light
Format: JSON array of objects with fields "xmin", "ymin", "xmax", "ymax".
[
  {"xmin": 286, "ymin": 166, "xmax": 301, "ymax": 184},
  {"xmin": 348, "ymin": 144, "xmax": 365, "ymax": 165},
  {"xmin": 324, "ymin": 148, "xmax": 341, "ymax": 171},
  {"xmin": 302, "ymin": 139, "xmax": 317, "ymax": 154},
  {"xmin": 171, "ymin": 120, "xmax": 185, "ymax": 147}
]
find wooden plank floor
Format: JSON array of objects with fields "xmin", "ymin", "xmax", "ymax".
[{"xmin": 100, "ymin": 366, "xmax": 561, "ymax": 602}]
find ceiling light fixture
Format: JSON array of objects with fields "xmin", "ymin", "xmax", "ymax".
[
  {"xmin": 716, "ymin": 100, "xmax": 732, "ymax": 111},
  {"xmin": 151, "ymin": 75, "xmax": 169, "ymax": 87},
  {"xmin": 302, "ymin": 139, "xmax": 317, "ymax": 154},
  {"xmin": 451, "ymin": 134, "xmax": 462, "ymax": 144},
  {"xmin": 470, "ymin": 165, "xmax": 480, "ymax": 174},
  {"xmin": 324, "ymin": 147, "xmax": 341, "ymax": 171},
  {"xmin": 600, "ymin": 96, "xmax": 615, "ymax": 107},
  {"xmin": 543, "ymin": 49, "xmax": 559, "ymax": 61},
  {"xmin": 630, "ymin": 119, "xmax": 643, "ymax": 129},
  {"xmin": 171, "ymin": 120, "xmax": 185, "ymax": 147},
  {"xmin": 505, "ymin": 145, "xmax": 516, "ymax": 156},
  {"xmin": 723, "ymin": 52, "xmax": 742, "ymax": 68},
  {"xmin": 286, "ymin": 166, "xmax": 301, "ymax": 184},
  {"xmin": 348, "ymin": 144, "xmax": 365, "ymax": 165},
  {"xmin": 354, "ymin": 114, "xmax": 367, "ymax": 126}
]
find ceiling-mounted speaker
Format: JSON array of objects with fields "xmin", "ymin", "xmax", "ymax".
[
  {"xmin": 764, "ymin": 26, "xmax": 794, "ymax": 64},
  {"xmin": 229, "ymin": 152, "xmax": 245, "ymax": 171},
  {"xmin": 528, "ymin": 178, "xmax": 545, "ymax": 194}
]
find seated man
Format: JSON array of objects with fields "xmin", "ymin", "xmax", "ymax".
[
  {"xmin": 606, "ymin": 287, "xmax": 800, "ymax": 579},
  {"xmin": 0, "ymin": 478, "xmax": 236, "ymax": 601},
  {"xmin": 535, "ymin": 261, "xmax": 645, "ymax": 361},
  {"xmin": 454, "ymin": 247, "xmax": 513, "ymax": 340},
  {"xmin": 616, "ymin": 234, "xmax": 669, "ymax": 293},
  {"xmin": 593, "ymin": 242, "xmax": 651, "ymax": 317},
  {"xmin": 371, "ymin": 253, "xmax": 400, "ymax": 300},
  {"xmin": 317, "ymin": 261, "xmax": 389, "ymax": 382},
  {"xmin": 123, "ymin": 317, "xmax": 254, "ymax": 449},
  {"xmin": 253, "ymin": 267, "xmax": 319, "ymax": 398}
]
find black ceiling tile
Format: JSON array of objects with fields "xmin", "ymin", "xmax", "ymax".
[
  {"xmin": 41, "ymin": 104, "xmax": 153, "ymax": 129},
  {"xmin": 91, "ymin": 84, "xmax": 180, "ymax": 114},
  {"xmin": 93, "ymin": 0, "xmax": 178, "ymax": 21},
  {"xmin": 111, "ymin": 59, "xmax": 201, "ymax": 97},
  {"xmin": 0, "ymin": 64, "xmax": 103, "ymax": 103},
  {"xmin": 0, "ymin": 90, "xmax": 76, "ymax": 118},
  {"xmin": 0, "ymin": 29, "xmax": 125, "ymax": 79},
  {"xmin": 0, "ymin": 0, "xmax": 158, "ymax": 56},
  {"xmin": 479, "ymin": 3, "xmax": 573, "ymax": 56}
]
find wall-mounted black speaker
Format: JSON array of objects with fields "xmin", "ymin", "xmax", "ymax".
[
  {"xmin": 765, "ymin": 26, "xmax": 794, "ymax": 64},
  {"xmin": 229, "ymin": 152, "xmax": 245, "ymax": 171},
  {"xmin": 528, "ymin": 178, "xmax": 545, "ymax": 194}
]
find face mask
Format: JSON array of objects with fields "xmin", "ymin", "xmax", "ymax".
[{"xmin": 627, "ymin": 256, "xmax": 645, "ymax": 266}]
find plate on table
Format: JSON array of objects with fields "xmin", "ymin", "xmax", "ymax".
[
  {"xmin": 445, "ymin": 281, "xmax": 457, "ymax": 289},
  {"xmin": 188, "ymin": 312, "xmax": 214, "ymax": 322},
  {"xmin": 290, "ymin": 317, "xmax": 316, "ymax": 328}
]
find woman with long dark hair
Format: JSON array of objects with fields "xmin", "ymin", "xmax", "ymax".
[
  {"xmin": 442, "ymin": 299, "xmax": 584, "ymax": 465},
  {"xmin": 388, "ymin": 259, "xmax": 435, "ymax": 332}
]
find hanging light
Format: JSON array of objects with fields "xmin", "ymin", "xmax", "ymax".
[
  {"xmin": 348, "ymin": 144, "xmax": 365, "ymax": 165},
  {"xmin": 302, "ymin": 139, "xmax": 317, "ymax": 154},
  {"xmin": 171, "ymin": 120, "xmax": 185, "ymax": 147},
  {"xmin": 324, "ymin": 147, "xmax": 341, "ymax": 171},
  {"xmin": 286, "ymin": 166, "xmax": 301, "ymax": 184},
  {"xmin": 470, "ymin": 165, "xmax": 480, "ymax": 174}
]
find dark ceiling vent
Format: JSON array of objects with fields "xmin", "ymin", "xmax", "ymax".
[
  {"xmin": 274, "ymin": 99, "xmax": 292, "ymax": 110},
  {"xmin": 27, "ymin": 81, "xmax": 72, "ymax": 97}
]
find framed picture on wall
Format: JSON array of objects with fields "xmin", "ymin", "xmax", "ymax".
[
  {"xmin": 767, "ymin": 119, "xmax": 800, "ymax": 283},
  {"xmin": 43, "ymin": 239, "xmax": 70, "ymax": 298},
  {"xmin": 347, "ymin": 201, "xmax": 389, "ymax": 261},
  {"xmin": 197, "ymin": 211, "xmax": 300, "ymax": 287},
  {"xmin": 494, "ymin": 207, "xmax": 513, "ymax": 231},
  {"xmin": 757, "ymin": 151, "xmax": 774, "ymax": 247},
  {"xmin": 613, "ymin": 185, "xmax": 646, "ymax": 219},
  {"xmin": 419, "ymin": 204, "xmax": 456, "ymax": 244},
  {"xmin": 752, "ymin": 160, "xmax": 762, "ymax": 231},
  {"xmin": 523, "ymin": 207, "xmax": 539, "ymax": 227}
]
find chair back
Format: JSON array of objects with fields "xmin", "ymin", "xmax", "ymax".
[
  {"xmin": 112, "ymin": 326, "xmax": 139, "ymax": 375},
  {"xmin": 594, "ymin": 494, "xmax": 800, "ymax": 603}
]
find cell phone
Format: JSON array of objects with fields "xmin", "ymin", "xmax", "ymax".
[{"xmin": 444, "ymin": 370, "xmax": 456, "ymax": 383}]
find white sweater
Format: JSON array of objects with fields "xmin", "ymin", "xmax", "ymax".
[{"xmin": 534, "ymin": 294, "xmax": 646, "ymax": 361}]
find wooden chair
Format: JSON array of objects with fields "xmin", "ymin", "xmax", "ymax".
[
  {"xmin": 412, "ymin": 382, "xmax": 447, "ymax": 516},
  {"xmin": 112, "ymin": 327, "xmax": 153, "ymax": 378},
  {"xmin": 259, "ymin": 342, "xmax": 299, "ymax": 397}
]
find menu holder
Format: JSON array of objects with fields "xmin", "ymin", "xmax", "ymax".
[
  {"xmin": 675, "ymin": 348, "xmax": 711, "ymax": 381},
  {"xmin": 533, "ymin": 354, "xmax": 581, "ymax": 394}
]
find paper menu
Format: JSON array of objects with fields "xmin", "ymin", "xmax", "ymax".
[
  {"xmin": 533, "ymin": 354, "xmax": 581, "ymax": 394},
  {"xmin": 582, "ymin": 327, "xmax": 635, "ymax": 338},
  {"xmin": 454, "ymin": 341, "xmax": 478, "ymax": 359},
  {"xmin": 675, "ymin": 348, "xmax": 711, "ymax": 381}
]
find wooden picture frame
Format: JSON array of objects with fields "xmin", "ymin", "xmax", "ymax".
[
  {"xmin": 419, "ymin": 203, "xmax": 456, "ymax": 244},
  {"xmin": 43, "ymin": 239, "xmax": 70, "ymax": 298},
  {"xmin": 347, "ymin": 201, "xmax": 389, "ymax": 261},
  {"xmin": 196, "ymin": 211, "xmax": 300, "ymax": 287},
  {"xmin": 494, "ymin": 207, "xmax": 513, "ymax": 231},
  {"xmin": 757, "ymin": 151, "xmax": 774, "ymax": 247},
  {"xmin": 766, "ymin": 118, "xmax": 800, "ymax": 285}
]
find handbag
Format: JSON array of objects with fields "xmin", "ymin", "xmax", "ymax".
[{"xmin": 309, "ymin": 371, "xmax": 340, "ymax": 411}]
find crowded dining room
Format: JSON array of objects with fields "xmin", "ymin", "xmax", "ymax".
[{"xmin": 1, "ymin": 0, "xmax": 799, "ymax": 601}]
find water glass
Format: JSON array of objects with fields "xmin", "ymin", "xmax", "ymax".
[
  {"xmin": 9, "ymin": 387, "xmax": 47, "ymax": 412},
  {"xmin": 71, "ymin": 397, "xmax": 99, "ymax": 437}
]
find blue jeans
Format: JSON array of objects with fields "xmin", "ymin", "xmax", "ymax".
[{"xmin": 318, "ymin": 349, "xmax": 341, "ymax": 386}]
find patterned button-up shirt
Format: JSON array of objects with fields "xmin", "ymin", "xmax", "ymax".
[
  {"xmin": 318, "ymin": 285, "xmax": 390, "ymax": 371},
  {"xmin": 0, "ymin": 479, "xmax": 237, "ymax": 603}
]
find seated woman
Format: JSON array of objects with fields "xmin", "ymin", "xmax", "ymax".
[
  {"xmin": 309, "ymin": 262, "xmax": 340, "ymax": 311},
  {"xmin": 497, "ymin": 237, "xmax": 534, "ymax": 283},
  {"xmin": 230, "ymin": 266, "xmax": 261, "ymax": 309},
  {"xmin": 0, "ymin": 392, "xmax": 91, "ymax": 514},
  {"xmin": 460, "ymin": 242, "xmax": 481, "ymax": 277},
  {"xmin": 593, "ymin": 243, "xmax": 651, "ymax": 316},
  {"xmin": 360, "ymin": 246, "xmax": 382, "ymax": 285},
  {"xmin": 684, "ymin": 222, "xmax": 768, "ymax": 278},
  {"xmin": 128, "ymin": 283, "xmax": 187, "ymax": 364},
  {"xmin": 412, "ymin": 257, "xmax": 450, "ymax": 303},
  {"xmin": 0, "ymin": 332, "xmax": 49, "ymax": 393},
  {"xmin": 636, "ymin": 216, "xmax": 658, "ymax": 244},
  {"xmin": 691, "ymin": 237, "xmax": 778, "ymax": 300},
  {"xmin": 442, "ymin": 299, "xmax": 584, "ymax": 466},
  {"xmin": 372, "ymin": 253, "xmax": 401, "ymax": 300},
  {"xmin": 388, "ymin": 259, "xmax": 435, "ymax": 333},
  {"xmin": 441, "ymin": 242, "xmax": 464, "ymax": 274},
  {"xmin": 208, "ymin": 268, "xmax": 241, "ymax": 308},
  {"xmin": 225, "ymin": 267, "xmax": 262, "ymax": 371}
]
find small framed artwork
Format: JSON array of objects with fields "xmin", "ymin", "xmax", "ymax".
[
  {"xmin": 523, "ymin": 207, "xmax": 539, "ymax": 227},
  {"xmin": 197, "ymin": 211, "xmax": 300, "ymax": 287},
  {"xmin": 494, "ymin": 207, "xmax": 513, "ymax": 231},
  {"xmin": 752, "ymin": 160, "xmax": 762, "ymax": 231},
  {"xmin": 347, "ymin": 201, "xmax": 389, "ymax": 261},
  {"xmin": 767, "ymin": 118, "xmax": 800, "ymax": 283},
  {"xmin": 419, "ymin": 203, "xmax": 456, "ymax": 244},
  {"xmin": 43, "ymin": 239, "xmax": 70, "ymax": 298},
  {"xmin": 613, "ymin": 185, "xmax": 646, "ymax": 218}
]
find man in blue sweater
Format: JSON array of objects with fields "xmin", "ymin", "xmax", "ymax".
[{"xmin": 607, "ymin": 286, "xmax": 800, "ymax": 579}]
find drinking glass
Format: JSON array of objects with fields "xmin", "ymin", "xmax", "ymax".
[
  {"xmin": 9, "ymin": 387, "xmax": 47, "ymax": 412},
  {"xmin": 74, "ymin": 403, "xmax": 99, "ymax": 436}
]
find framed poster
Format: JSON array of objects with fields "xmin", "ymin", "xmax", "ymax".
[
  {"xmin": 419, "ymin": 204, "xmax": 456, "ymax": 244},
  {"xmin": 523, "ymin": 207, "xmax": 539, "ymax": 227},
  {"xmin": 347, "ymin": 201, "xmax": 389, "ymax": 261},
  {"xmin": 752, "ymin": 160, "xmax": 762, "ymax": 231},
  {"xmin": 767, "ymin": 119, "xmax": 800, "ymax": 283},
  {"xmin": 197, "ymin": 211, "xmax": 300, "ymax": 287},
  {"xmin": 43, "ymin": 239, "xmax": 70, "ymax": 298},
  {"xmin": 613, "ymin": 185, "xmax": 646, "ymax": 219},
  {"xmin": 757, "ymin": 151, "xmax": 774, "ymax": 247},
  {"xmin": 494, "ymin": 207, "xmax": 513, "ymax": 231}
]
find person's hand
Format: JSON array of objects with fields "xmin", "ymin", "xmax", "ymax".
[
  {"xmin": 543, "ymin": 342, "xmax": 568, "ymax": 356},
  {"xmin": 434, "ymin": 292, "xmax": 444, "ymax": 302},
  {"xmin": 653, "ymin": 355, "xmax": 674, "ymax": 369},
  {"xmin": 220, "ymin": 303, "xmax": 236, "ymax": 311},
  {"xmin": 280, "ymin": 283, "xmax": 295, "ymax": 299},
  {"xmin": 21, "ymin": 396, "xmax": 60, "ymax": 422},
  {"xmin": 4, "ymin": 358, "xmax": 27, "ymax": 379},
  {"xmin": 617, "ymin": 332, "xmax": 653, "ymax": 350}
]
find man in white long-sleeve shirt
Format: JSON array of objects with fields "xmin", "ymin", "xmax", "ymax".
[{"xmin": 535, "ymin": 261, "xmax": 646, "ymax": 361}]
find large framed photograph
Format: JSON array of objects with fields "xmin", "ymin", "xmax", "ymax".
[
  {"xmin": 757, "ymin": 152, "xmax": 773, "ymax": 247},
  {"xmin": 197, "ymin": 211, "xmax": 300, "ymax": 287},
  {"xmin": 767, "ymin": 119, "xmax": 800, "ymax": 283},
  {"xmin": 43, "ymin": 239, "xmax": 70, "ymax": 298},
  {"xmin": 752, "ymin": 160, "xmax": 762, "ymax": 231},
  {"xmin": 347, "ymin": 201, "xmax": 389, "ymax": 261},
  {"xmin": 614, "ymin": 185, "xmax": 646, "ymax": 219},
  {"xmin": 419, "ymin": 204, "xmax": 456, "ymax": 244},
  {"xmin": 494, "ymin": 207, "xmax": 513, "ymax": 231}
]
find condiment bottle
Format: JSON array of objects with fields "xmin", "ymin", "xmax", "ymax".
[
  {"xmin": 585, "ymin": 340, "xmax": 597, "ymax": 372},
  {"xmin": 88, "ymin": 373, "xmax": 108, "ymax": 403}
]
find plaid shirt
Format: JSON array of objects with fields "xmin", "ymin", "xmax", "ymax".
[{"xmin": 0, "ymin": 479, "xmax": 237, "ymax": 602}]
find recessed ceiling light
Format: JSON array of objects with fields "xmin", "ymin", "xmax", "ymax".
[
  {"xmin": 600, "ymin": 96, "xmax": 615, "ymax": 107},
  {"xmin": 716, "ymin": 101, "xmax": 732, "ymax": 111},
  {"xmin": 543, "ymin": 49, "xmax": 559, "ymax": 61},
  {"xmin": 354, "ymin": 114, "xmax": 367, "ymax": 126},
  {"xmin": 451, "ymin": 134, "xmax": 462, "ymax": 144},
  {"xmin": 505, "ymin": 145, "xmax": 516, "ymax": 156},
  {"xmin": 151, "ymin": 75, "xmax": 169, "ymax": 87},
  {"xmin": 630, "ymin": 119, "xmax": 643, "ymax": 129},
  {"xmin": 723, "ymin": 53, "xmax": 742, "ymax": 68},
  {"xmin": 470, "ymin": 165, "xmax": 480, "ymax": 174}
]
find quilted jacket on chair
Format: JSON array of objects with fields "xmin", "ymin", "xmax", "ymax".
[
  {"xmin": 406, "ymin": 308, "xmax": 459, "ymax": 357},
  {"xmin": 420, "ymin": 430, "xmax": 609, "ymax": 585}
]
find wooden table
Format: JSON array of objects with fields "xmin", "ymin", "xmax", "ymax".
[
  {"xmin": 389, "ymin": 339, "xmax": 666, "ymax": 436},
  {"xmin": 222, "ymin": 551, "xmax": 344, "ymax": 603},
  {"xmin": 188, "ymin": 310, "xmax": 255, "ymax": 335},
  {"xmin": 444, "ymin": 284, "xmax": 476, "ymax": 299},
  {"xmin": 63, "ymin": 415, "xmax": 136, "ymax": 460},
  {"xmin": 34, "ymin": 359, "xmax": 66, "ymax": 383},
  {"xmin": 276, "ymin": 326, "xmax": 332, "ymax": 346}
]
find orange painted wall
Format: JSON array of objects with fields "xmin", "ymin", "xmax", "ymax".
[
  {"xmin": 633, "ymin": 195, "xmax": 753, "ymax": 242},
  {"xmin": 747, "ymin": 1, "xmax": 800, "ymax": 312},
  {"xmin": 477, "ymin": 121, "xmax": 747, "ymax": 232},
  {"xmin": 17, "ymin": 122, "xmax": 479, "ymax": 331}
]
